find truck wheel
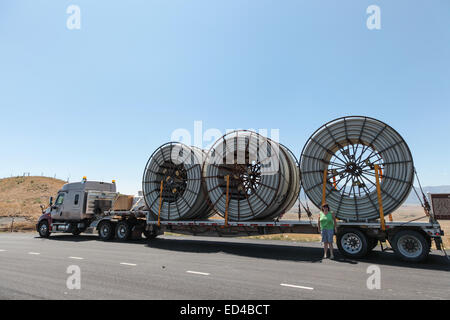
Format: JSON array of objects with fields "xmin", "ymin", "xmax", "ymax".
[
  {"xmin": 116, "ymin": 221, "xmax": 131, "ymax": 241},
  {"xmin": 38, "ymin": 220, "xmax": 50, "ymax": 238},
  {"xmin": 392, "ymin": 230, "xmax": 429, "ymax": 262},
  {"xmin": 98, "ymin": 221, "xmax": 115, "ymax": 241},
  {"xmin": 337, "ymin": 228, "xmax": 369, "ymax": 259},
  {"xmin": 72, "ymin": 226, "xmax": 82, "ymax": 236}
]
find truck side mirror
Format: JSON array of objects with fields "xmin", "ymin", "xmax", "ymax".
[{"xmin": 49, "ymin": 197, "xmax": 53, "ymax": 206}]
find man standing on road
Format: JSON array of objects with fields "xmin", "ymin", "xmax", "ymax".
[{"xmin": 317, "ymin": 203, "xmax": 337, "ymax": 259}]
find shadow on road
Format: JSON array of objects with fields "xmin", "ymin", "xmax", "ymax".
[
  {"xmin": 39, "ymin": 234, "xmax": 450, "ymax": 271},
  {"xmin": 34, "ymin": 234, "xmax": 105, "ymax": 243},
  {"xmin": 146, "ymin": 237, "xmax": 450, "ymax": 272}
]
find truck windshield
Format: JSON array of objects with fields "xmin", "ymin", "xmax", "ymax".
[{"xmin": 55, "ymin": 194, "xmax": 65, "ymax": 205}]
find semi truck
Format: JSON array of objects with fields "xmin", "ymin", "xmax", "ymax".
[
  {"xmin": 36, "ymin": 178, "xmax": 152, "ymax": 241},
  {"xmin": 34, "ymin": 117, "xmax": 449, "ymax": 263},
  {"xmin": 36, "ymin": 178, "xmax": 446, "ymax": 263}
]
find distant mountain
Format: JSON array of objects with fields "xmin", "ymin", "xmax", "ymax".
[
  {"xmin": 297, "ymin": 185, "xmax": 450, "ymax": 206},
  {"xmin": 405, "ymin": 186, "xmax": 450, "ymax": 204}
]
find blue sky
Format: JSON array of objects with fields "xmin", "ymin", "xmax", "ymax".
[{"xmin": 0, "ymin": 0, "xmax": 449, "ymax": 194}]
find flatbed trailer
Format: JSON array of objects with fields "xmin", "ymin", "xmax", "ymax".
[
  {"xmin": 42, "ymin": 205, "xmax": 445, "ymax": 263},
  {"xmin": 139, "ymin": 213, "xmax": 445, "ymax": 263},
  {"xmin": 35, "ymin": 179, "xmax": 446, "ymax": 263}
]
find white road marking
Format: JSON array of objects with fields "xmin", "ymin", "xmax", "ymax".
[
  {"xmin": 280, "ymin": 283, "xmax": 314, "ymax": 290},
  {"xmin": 28, "ymin": 252, "xmax": 40, "ymax": 255},
  {"xmin": 120, "ymin": 262, "xmax": 137, "ymax": 266},
  {"xmin": 0, "ymin": 249, "xmax": 6, "ymax": 252},
  {"xmin": 186, "ymin": 270, "xmax": 210, "ymax": 276},
  {"xmin": 68, "ymin": 256, "xmax": 84, "ymax": 260}
]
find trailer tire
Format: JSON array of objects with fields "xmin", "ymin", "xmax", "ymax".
[
  {"xmin": 38, "ymin": 220, "xmax": 50, "ymax": 238},
  {"xmin": 392, "ymin": 230, "xmax": 429, "ymax": 262},
  {"xmin": 337, "ymin": 228, "xmax": 369, "ymax": 259},
  {"xmin": 116, "ymin": 221, "xmax": 132, "ymax": 241},
  {"xmin": 98, "ymin": 221, "xmax": 115, "ymax": 241}
]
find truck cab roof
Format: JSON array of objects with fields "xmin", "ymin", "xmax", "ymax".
[{"xmin": 59, "ymin": 181, "xmax": 117, "ymax": 193}]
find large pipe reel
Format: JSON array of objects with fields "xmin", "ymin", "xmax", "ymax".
[
  {"xmin": 142, "ymin": 142, "xmax": 212, "ymax": 220},
  {"xmin": 202, "ymin": 130, "xmax": 300, "ymax": 221},
  {"xmin": 300, "ymin": 116, "xmax": 414, "ymax": 221}
]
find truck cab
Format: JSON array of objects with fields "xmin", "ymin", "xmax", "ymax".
[{"xmin": 37, "ymin": 178, "xmax": 117, "ymax": 237}]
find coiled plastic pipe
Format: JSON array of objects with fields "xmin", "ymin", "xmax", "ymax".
[
  {"xmin": 203, "ymin": 131, "xmax": 300, "ymax": 221},
  {"xmin": 300, "ymin": 116, "xmax": 414, "ymax": 221},
  {"xmin": 142, "ymin": 142, "xmax": 212, "ymax": 220}
]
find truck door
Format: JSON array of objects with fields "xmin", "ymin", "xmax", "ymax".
[
  {"xmin": 50, "ymin": 193, "xmax": 65, "ymax": 220},
  {"xmin": 67, "ymin": 192, "xmax": 82, "ymax": 220}
]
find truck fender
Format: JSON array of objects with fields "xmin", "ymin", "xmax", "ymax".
[
  {"xmin": 37, "ymin": 213, "xmax": 52, "ymax": 231},
  {"xmin": 90, "ymin": 217, "xmax": 114, "ymax": 230}
]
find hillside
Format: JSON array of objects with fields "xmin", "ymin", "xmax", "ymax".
[{"xmin": 0, "ymin": 176, "xmax": 66, "ymax": 221}]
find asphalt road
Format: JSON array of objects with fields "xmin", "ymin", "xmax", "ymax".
[{"xmin": 0, "ymin": 232, "xmax": 449, "ymax": 300}]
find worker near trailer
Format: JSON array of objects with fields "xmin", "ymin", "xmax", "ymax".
[{"xmin": 318, "ymin": 203, "xmax": 337, "ymax": 259}]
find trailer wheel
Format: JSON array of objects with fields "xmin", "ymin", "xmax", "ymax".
[
  {"xmin": 116, "ymin": 221, "xmax": 131, "ymax": 241},
  {"xmin": 392, "ymin": 230, "xmax": 429, "ymax": 262},
  {"xmin": 98, "ymin": 221, "xmax": 115, "ymax": 241},
  {"xmin": 337, "ymin": 228, "xmax": 369, "ymax": 259},
  {"xmin": 38, "ymin": 220, "xmax": 50, "ymax": 238}
]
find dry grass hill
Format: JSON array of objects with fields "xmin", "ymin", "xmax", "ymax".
[{"xmin": 0, "ymin": 176, "xmax": 66, "ymax": 231}]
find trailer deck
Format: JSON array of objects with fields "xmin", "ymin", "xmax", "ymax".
[{"xmin": 143, "ymin": 211, "xmax": 443, "ymax": 240}]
